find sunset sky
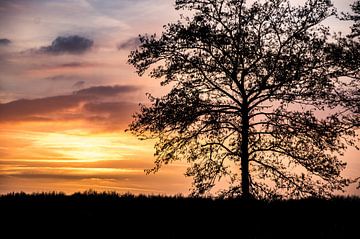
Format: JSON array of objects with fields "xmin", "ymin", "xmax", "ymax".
[{"xmin": 0, "ymin": 0, "xmax": 359, "ymax": 196}]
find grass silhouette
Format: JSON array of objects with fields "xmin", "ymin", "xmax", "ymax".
[{"xmin": 1, "ymin": 191, "xmax": 359, "ymax": 238}]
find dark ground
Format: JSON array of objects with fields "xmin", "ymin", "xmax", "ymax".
[{"xmin": 0, "ymin": 191, "xmax": 359, "ymax": 238}]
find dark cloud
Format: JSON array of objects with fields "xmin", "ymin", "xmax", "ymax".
[
  {"xmin": 84, "ymin": 101, "xmax": 137, "ymax": 118},
  {"xmin": 59, "ymin": 62, "xmax": 99, "ymax": 68},
  {"xmin": 84, "ymin": 101, "xmax": 135, "ymax": 113},
  {"xmin": 0, "ymin": 85, "xmax": 140, "ymax": 127},
  {"xmin": 39, "ymin": 35, "xmax": 93, "ymax": 55},
  {"xmin": 75, "ymin": 85, "xmax": 140, "ymax": 97},
  {"xmin": 87, "ymin": 0, "xmax": 143, "ymax": 9},
  {"xmin": 73, "ymin": 80, "xmax": 86, "ymax": 89},
  {"xmin": 44, "ymin": 75, "xmax": 80, "ymax": 81},
  {"xmin": 82, "ymin": 101, "xmax": 138, "ymax": 129},
  {"xmin": 61, "ymin": 62, "xmax": 87, "ymax": 67},
  {"xmin": 0, "ymin": 94, "xmax": 90, "ymax": 121},
  {"xmin": 34, "ymin": 62, "xmax": 102, "ymax": 70},
  {"xmin": 0, "ymin": 38, "xmax": 11, "ymax": 46},
  {"xmin": 117, "ymin": 37, "xmax": 140, "ymax": 50}
]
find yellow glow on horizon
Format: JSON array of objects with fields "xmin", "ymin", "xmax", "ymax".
[
  {"xmin": 1, "ymin": 166, "xmax": 141, "ymax": 174},
  {"xmin": 1, "ymin": 128, "xmax": 154, "ymax": 163},
  {"xmin": 0, "ymin": 124, "xmax": 187, "ymax": 195},
  {"xmin": 36, "ymin": 133, "xmax": 119, "ymax": 162}
]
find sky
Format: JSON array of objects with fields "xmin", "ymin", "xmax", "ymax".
[{"xmin": 0, "ymin": 0, "xmax": 359, "ymax": 196}]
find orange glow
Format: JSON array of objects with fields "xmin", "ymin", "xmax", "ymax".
[
  {"xmin": 0, "ymin": 0, "xmax": 358, "ymax": 197},
  {"xmin": 0, "ymin": 123, "xmax": 190, "ymax": 195}
]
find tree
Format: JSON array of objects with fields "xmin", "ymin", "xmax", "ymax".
[
  {"xmin": 344, "ymin": 0, "xmax": 360, "ymax": 189},
  {"xmin": 346, "ymin": 0, "xmax": 360, "ymax": 38},
  {"xmin": 128, "ymin": 0, "xmax": 360, "ymax": 199}
]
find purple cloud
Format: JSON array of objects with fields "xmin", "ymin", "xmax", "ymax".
[{"xmin": 39, "ymin": 35, "xmax": 93, "ymax": 55}]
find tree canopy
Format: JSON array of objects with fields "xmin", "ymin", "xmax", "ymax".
[
  {"xmin": 128, "ymin": 0, "xmax": 360, "ymax": 199},
  {"xmin": 347, "ymin": 0, "xmax": 360, "ymax": 38}
]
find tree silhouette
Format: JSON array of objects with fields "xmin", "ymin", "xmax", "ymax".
[
  {"xmin": 128, "ymin": 0, "xmax": 360, "ymax": 199},
  {"xmin": 344, "ymin": 0, "xmax": 360, "ymax": 189},
  {"xmin": 346, "ymin": 0, "xmax": 360, "ymax": 38}
]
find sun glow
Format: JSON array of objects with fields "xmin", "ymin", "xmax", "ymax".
[
  {"xmin": 0, "ymin": 129, "xmax": 148, "ymax": 191},
  {"xmin": 35, "ymin": 133, "xmax": 118, "ymax": 162},
  {"xmin": 25, "ymin": 130, "xmax": 153, "ymax": 163},
  {"xmin": 0, "ymin": 124, "xmax": 184, "ymax": 194}
]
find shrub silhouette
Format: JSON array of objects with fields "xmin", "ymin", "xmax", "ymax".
[{"xmin": 1, "ymin": 191, "xmax": 359, "ymax": 238}]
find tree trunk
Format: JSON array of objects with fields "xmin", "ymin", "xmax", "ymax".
[{"xmin": 241, "ymin": 108, "xmax": 251, "ymax": 199}]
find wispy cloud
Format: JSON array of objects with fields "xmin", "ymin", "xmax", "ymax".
[
  {"xmin": 75, "ymin": 85, "xmax": 140, "ymax": 96},
  {"xmin": 83, "ymin": 101, "xmax": 137, "ymax": 126},
  {"xmin": 117, "ymin": 37, "xmax": 140, "ymax": 50},
  {"xmin": 59, "ymin": 62, "xmax": 99, "ymax": 68},
  {"xmin": 0, "ymin": 85, "xmax": 140, "ymax": 125},
  {"xmin": 0, "ymin": 94, "xmax": 90, "ymax": 122},
  {"xmin": 73, "ymin": 80, "xmax": 86, "ymax": 89},
  {"xmin": 44, "ymin": 75, "xmax": 83, "ymax": 81}
]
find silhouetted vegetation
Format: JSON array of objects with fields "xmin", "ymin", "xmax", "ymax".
[
  {"xmin": 1, "ymin": 191, "xmax": 359, "ymax": 238},
  {"xmin": 344, "ymin": 0, "xmax": 360, "ymax": 38},
  {"xmin": 128, "ymin": 0, "xmax": 360, "ymax": 199}
]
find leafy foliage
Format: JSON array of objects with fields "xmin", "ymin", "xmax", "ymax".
[
  {"xmin": 128, "ymin": 0, "xmax": 360, "ymax": 199},
  {"xmin": 344, "ymin": 0, "xmax": 360, "ymax": 38}
]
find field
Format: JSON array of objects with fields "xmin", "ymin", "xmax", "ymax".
[{"xmin": 1, "ymin": 191, "xmax": 359, "ymax": 238}]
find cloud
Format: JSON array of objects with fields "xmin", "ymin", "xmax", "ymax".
[
  {"xmin": 75, "ymin": 85, "xmax": 139, "ymax": 97},
  {"xmin": 84, "ymin": 101, "xmax": 135, "ymax": 113},
  {"xmin": 84, "ymin": 101, "xmax": 137, "ymax": 120},
  {"xmin": 0, "ymin": 170, "xmax": 143, "ymax": 181},
  {"xmin": 0, "ymin": 159, "xmax": 154, "ymax": 170},
  {"xmin": 59, "ymin": 62, "xmax": 89, "ymax": 68},
  {"xmin": 0, "ymin": 85, "xmax": 140, "ymax": 129},
  {"xmin": 59, "ymin": 62, "xmax": 95, "ymax": 68},
  {"xmin": 73, "ymin": 80, "xmax": 86, "ymax": 89},
  {"xmin": 39, "ymin": 35, "xmax": 94, "ymax": 55},
  {"xmin": 117, "ymin": 37, "xmax": 140, "ymax": 50},
  {"xmin": 0, "ymin": 94, "xmax": 90, "ymax": 122},
  {"xmin": 44, "ymin": 75, "xmax": 81, "ymax": 81},
  {"xmin": 30, "ymin": 62, "xmax": 104, "ymax": 72},
  {"xmin": 0, "ymin": 38, "xmax": 11, "ymax": 46}
]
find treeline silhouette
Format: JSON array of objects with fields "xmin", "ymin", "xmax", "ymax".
[{"xmin": 1, "ymin": 191, "xmax": 359, "ymax": 238}]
